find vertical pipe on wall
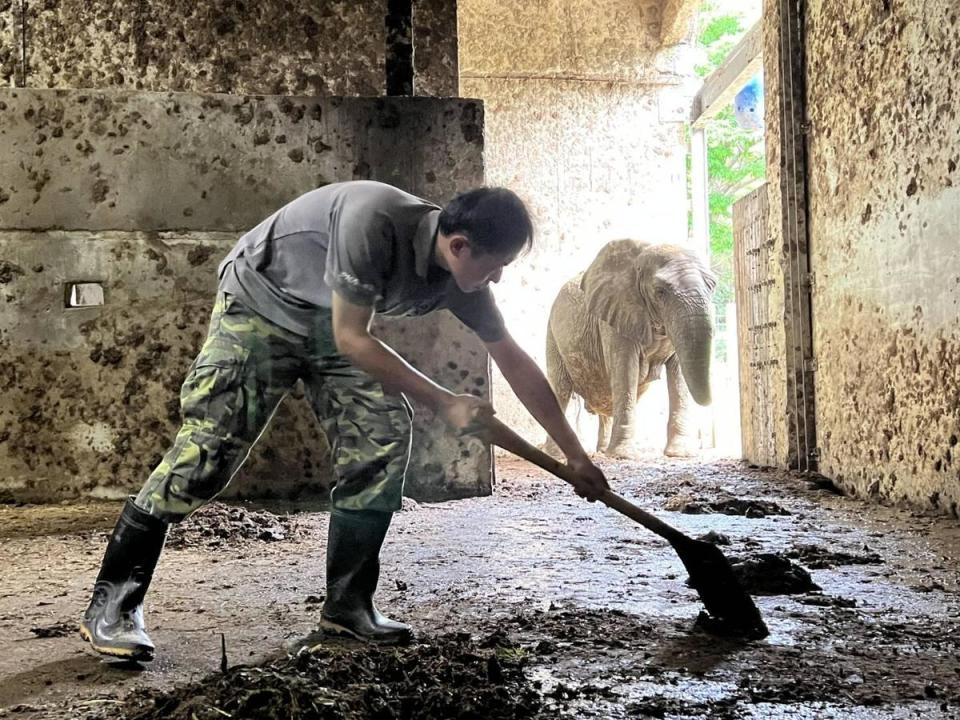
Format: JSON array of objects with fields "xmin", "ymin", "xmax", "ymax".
[
  {"xmin": 777, "ymin": 0, "xmax": 817, "ymax": 473},
  {"xmin": 17, "ymin": 0, "xmax": 27, "ymax": 87},
  {"xmin": 386, "ymin": 0, "xmax": 414, "ymax": 96}
]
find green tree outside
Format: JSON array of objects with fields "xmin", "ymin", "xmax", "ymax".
[{"xmin": 692, "ymin": 3, "xmax": 766, "ymax": 358}]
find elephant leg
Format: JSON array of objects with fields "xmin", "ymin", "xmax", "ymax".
[
  {"xmin": 604, "ymin": 334, "xmax": 646, "ymax": 460},
  {"xmin": 542, "ymin": 327, "xmax": 573, "ymax": 458},
  {"xmin": 664, "ymin": 354, "xmax": 699, "ymax": 457},
  {"xmin": 597, "ymin": 414, "xmax": 611, "ymax": 453}
]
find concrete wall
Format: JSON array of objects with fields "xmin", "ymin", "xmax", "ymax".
[
  {"xmin": 0, "ymin": 89, "xmax": 489, "ymax": 503},
  {"xmin": 0, "ymin": 0, "xmax": 478, "ymax": 504},
  {"xmin": 16, "ymin": 0, "xmax": 384, "ymax": 95},
  {"xmin": 459, "ymin": 0, "xmax": 698, "ymax": 450},
  {"xmin": 2, "ymin": 0, "xmax": 460, "ymax": 96},
  {"xmin": 804, "ymin": 0, "xmax": 960, "ymax": 514}
]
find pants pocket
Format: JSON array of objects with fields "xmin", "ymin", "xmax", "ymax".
[{"xmin": 179, "ymin": 339, "xmax": 251, "ymax": 437}]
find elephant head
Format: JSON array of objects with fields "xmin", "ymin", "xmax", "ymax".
[{"xmin": 579, "ymin": 239, "xmax": 717, "ymax": 405}]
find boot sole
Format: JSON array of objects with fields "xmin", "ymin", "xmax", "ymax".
[
  {"xmin": 317, "ymin": 618, "xmax": 412, "ymax": 646},
  {"xmin": 79, "ymin": 623, "xmax": 154, "ymax": 662}
]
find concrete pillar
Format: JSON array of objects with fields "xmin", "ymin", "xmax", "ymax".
[{"xmin": 0, "ymin": 89, "xmax": 490, "ymax": 503}]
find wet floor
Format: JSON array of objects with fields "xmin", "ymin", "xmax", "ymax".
[{"xmin": 0, "ymin": 453, "xmax": 959, "ymax": 718}]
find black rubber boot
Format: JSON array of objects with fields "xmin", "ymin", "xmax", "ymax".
[
  {"xmin": 79, "ymin": 498, "xmax": 167, "ymax": 661},
  {"xmin": 319, "ymin": 508, "xmax": 412, "ymax": 645}
]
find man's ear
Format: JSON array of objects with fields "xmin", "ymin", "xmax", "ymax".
[{"xmin": 448, "ymin": 234, "xmax": 472, "ymax": 258}]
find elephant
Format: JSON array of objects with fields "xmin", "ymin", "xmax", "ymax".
[{"xmin": 545, "ymin": 239, "xmax": 716, "ymax": 459}]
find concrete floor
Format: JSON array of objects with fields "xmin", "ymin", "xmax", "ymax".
[{"xmin": 1, "ymin": 453, "xmax": 959, "ymax": 718}]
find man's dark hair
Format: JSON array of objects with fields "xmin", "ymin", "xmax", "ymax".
[{"xmin": 438, "ymin": 187, "xmax": 534, "ymax": 256}]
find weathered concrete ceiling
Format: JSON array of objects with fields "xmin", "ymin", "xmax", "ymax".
[
  {"xmin": 460, "ymin": 0, "xmax": 686, "ymax": 84},
  {"xmin": 660, "ymin": 0, "xmax": 701, "ymax": 45},
  {"xmin": 2, "ymin": 0, "xmax": 460, "ymax": 98},
  {"xmin": 17, "ymin": 1, "xmax": 384, "ymax": 96}
]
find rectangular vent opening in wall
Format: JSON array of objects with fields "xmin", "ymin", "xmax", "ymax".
[{"xmin": 65, "ymin": 282, "xmax": 105, "ymax": 308}]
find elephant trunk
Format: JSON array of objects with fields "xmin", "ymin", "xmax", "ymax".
[{"xmin": 665, "ymin": 306, "xmax": 714, "ymax": 406}]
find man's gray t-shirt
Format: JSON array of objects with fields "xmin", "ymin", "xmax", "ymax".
[{"xmin": 217, "ymin": 181, "xmax": 506, "ymax": 342}]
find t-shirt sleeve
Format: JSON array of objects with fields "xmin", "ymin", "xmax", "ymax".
[
  {"xmin": 445, "ymin": 286, "xmax": 506, "ymax": 343},
  {"xmin": 324, "ymin": 207, "xmax": 392, "ymax": 306}
]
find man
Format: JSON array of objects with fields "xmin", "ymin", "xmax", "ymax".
[{"xmin": 80, "ymin": 181, "xmax": 610, "ymax": 661}]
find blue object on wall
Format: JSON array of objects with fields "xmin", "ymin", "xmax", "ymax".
[{"xmin": 733, "ymin": 75, "xmax": 764, "ymax": 131}]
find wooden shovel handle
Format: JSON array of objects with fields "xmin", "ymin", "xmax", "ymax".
[{"xmin": 486, "ymin": 417, "xmax": 686, "ymax": 544}]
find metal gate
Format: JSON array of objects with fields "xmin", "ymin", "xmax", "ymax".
[{"xmin": 733, "ymin": 184, "xmax": 779, "ymax": 466}]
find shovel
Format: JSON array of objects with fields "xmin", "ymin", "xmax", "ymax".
[{"xmin": 486, "ymin": 417, "xmax": 769, "ymax": 639}]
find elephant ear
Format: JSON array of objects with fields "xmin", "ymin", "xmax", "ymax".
[
  {"xmin": 580, "ymin": 239, "xmax": 656, "ymax": 345},
  {"xmin": 701, "ymin": 264, "xmax": 718, "ymax": 294},
  {"xmin": 654, "ymin": 250, "xmax": 718, "ymax": 295},
  {"xmin": 680, "ymin": 250, "xmax": 718, "ymax": 294}
]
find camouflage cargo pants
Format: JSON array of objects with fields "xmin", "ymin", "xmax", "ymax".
[{"xmin": 136, "ymin": 292, "xmax": 413, "ymax": 521}]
